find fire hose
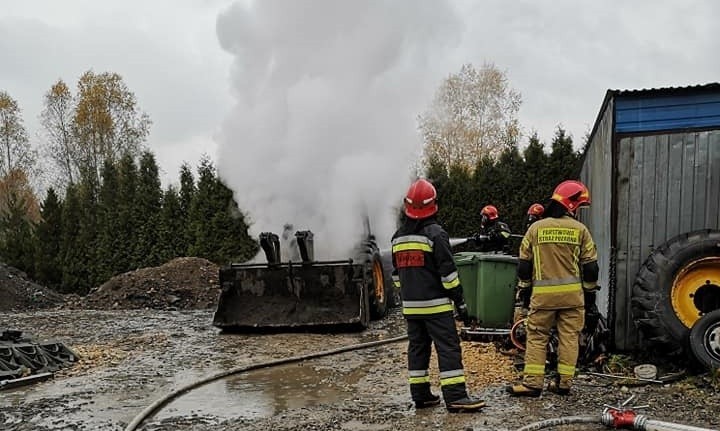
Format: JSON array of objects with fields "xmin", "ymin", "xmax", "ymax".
[
  {"xmin": 515, "ymin": 395, "xmax": 718, "ymax": 431},
  {"xmin": 123, "ymin": 334, "xmax": 409, "ymax": 431}
]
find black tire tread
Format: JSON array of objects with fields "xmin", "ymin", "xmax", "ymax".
[
  {"xmin": 359, "ymin": 239, "xmax": 387, "ymax": 320},
  {"xmin": 689, "ymin": 309, "xmax": 720, "ymax": 370},
  {"xmin": 631, "ymin": 229, "xmax": 720, "ymax": 356}
]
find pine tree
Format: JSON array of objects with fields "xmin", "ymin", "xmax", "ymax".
[
  {"xmin": 439, "ymin": 163, "xmax": 474, "ymax": 236},
  {"xmin": 188, "ymin": 157, "xmax": 256, "ymax": 263},
  {"xmin": 548, "ymin": 126, "xmax": 581, "ymax": 183},
  {"xmin": 116, "ymin": 153, "xmax": 138, "ymax": 272},
  {"xmin": 0, "ymin": 190, "xmax": 37, "ymax": 275},
  {"xmin": 59, "ymin": 184, "xmax": 84, "ymax": 293},
  {"xmin": 0, "ymin": 170, "xmax": 40, "ymax": 277},
  {"xmin": 472, "ymin": 155, "xmax": 501, "ymax": 216},
  {"xmin": 134, "ymin": 151, "xmax": 162, "ymax": 267},
  {"xmin": 178, "ymin": 162, "xmax": 195, "ymax": 255},
  {"xmin": 522, "ymin": 133, "xmax": 552, "ymax": 203},
  {"xmin": 494, "ymin": 143, "xmax": 525, "ymax": 232},
  {"xmin": 157, "ymin": 186, "xmax": 185, "ymax": 262},
  {"xmin": 209, "ymin": 180, "xmax": 257, "ymax": 263},
  {"xmin": 34, "ymin": 188, "xmax": 63, "ymax": 288},
  {"xmin": 96, "ymin": 159, "xmax": 122, "ymax": 281},
  {"xmin": 75, "ymin": 172, "xmax": 99, "ymax": 290}
]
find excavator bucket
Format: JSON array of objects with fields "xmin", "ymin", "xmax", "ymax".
[{"xmin": 213, "ymin": 229, "xmax": 376, "ymax": 332}]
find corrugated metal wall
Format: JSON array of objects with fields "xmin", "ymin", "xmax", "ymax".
[
  {"xmin": 579, "ymin": 99, "xmax": 613, "ymax": 319},
  {"xmin": 614, "ymin": 130, "xmax": 720, "ymax": 349}
]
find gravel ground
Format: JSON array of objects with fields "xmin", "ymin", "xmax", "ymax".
[{"xmin": 1, "ymin": 308, "xmax": 718, "ymax": 431}]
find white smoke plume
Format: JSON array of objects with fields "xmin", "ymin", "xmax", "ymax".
[{"xmin": 215, "ymin": 0, "xmax": 462, "ymax": 259}]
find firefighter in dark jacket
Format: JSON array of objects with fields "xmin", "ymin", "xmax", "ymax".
[
  {"xmin": 525, "ymin": 203, "xmax": 545, "ymax": 231},
  {"xmin": 474, "ymin": 205, "xmax": 511, "ymax": 252},
  {"xmin": 391, "ymin": 178, "xmax": 485, "ymax": 412},
  {"xmin": 507, "ymin": 180, "xmax": 599, "ymax": 397}
]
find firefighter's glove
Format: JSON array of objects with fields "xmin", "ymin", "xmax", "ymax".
[
  {"xmin": 516, "ymin": 287, "xmax": 532, "ymax": 309},
  {"xmin": 583, "ymin": 290, "xmax": 600, "ymax": 334},
  {"xmin": 455, "ymin": 303, "xmax": 471, "ymax": 327},
  {"xmin": 583, "ymin": 290, "xmax": 597, "ymax": 309}
]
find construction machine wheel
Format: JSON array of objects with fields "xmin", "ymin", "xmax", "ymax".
[
  {"xmin": 368, "ymin": 251, "xmax": 388, "ymax": 320},
  {"xmin": 631, "ymin": 229, "xmax": 720, "ymax": 356},
  {"xmin": 359, "ymin": 239, "xmax": 388, "ymax": 320},
  {"xmin": 379, "ymin": 250, "xmax": 401, "ymax": 308},
  {"xmin": 688, "ymin": 309, "xmax": 720, "ymax": 370}
]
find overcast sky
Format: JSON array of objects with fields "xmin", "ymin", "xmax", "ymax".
[{"xmin": 2, "ymin": 0, "xmax": 719, "ymax": 249}]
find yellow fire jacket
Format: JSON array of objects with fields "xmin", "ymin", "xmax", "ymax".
[{"xmin": 518, "ymin": 215, "xmax": 598, "ymax": 310}]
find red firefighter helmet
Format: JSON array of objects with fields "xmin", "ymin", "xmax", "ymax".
[
  {"xmin": 527, "ymin": 203, "xmax": 545, "ymax": 217},
  {"xmin": 481, "ymin": 205, "xmax": 499, "ymax": 221},
  {"xmin": 404, "ymin": 179, "xmax": 438, "ymax": 219},
  {"xmin": 551, "ymin": 180, "xmax": 591, "ymax": 212}
]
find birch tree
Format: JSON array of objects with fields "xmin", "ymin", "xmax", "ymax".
[
  {"xmin": 0, "ymin": 91, "xmax": 36, "ymax": 178},
  {"xmin": 40, "ymin": 80, "xmax": 77, "ymax": 187},
  {"xmin": 73, "ymin": 70, "xmax": 151, "ymax": 183},
  {"xmin": 419, "ymin": 62, "xmax": 521, "ymax": 170}
]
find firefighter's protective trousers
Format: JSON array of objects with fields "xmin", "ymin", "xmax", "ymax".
[
  {"xmin": 407, "ymin": 315, "xmax": 468, "ymax": 403},
  {"xmin": 391, "ymin": 218, "xmax": 469, "ymax": 403},
  {"xmin": 523, "ymin": 307, "xmax": 585, "ymax": 389},
  {"xmin": 517, "ymin": 215, "xmax": 598, "ymax": 390}
]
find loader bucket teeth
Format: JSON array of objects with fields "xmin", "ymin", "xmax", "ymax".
[{"xmin": 259, "ymin": 232, "xmax": 281, "ymax": 265}]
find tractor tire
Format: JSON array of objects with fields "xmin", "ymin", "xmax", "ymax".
[
  {"xmin": 368, "ymin": 251, "xmax": 388, "ymax": 320},
  {"xmin": 359, "ymin": 239, "xmax": 388, "ymax": 320},
  {"xmin": 688, "ymin": 309, "xmax": 720, "ymax": 370},
  {"xmin": 631, "ymin": 229, "xmax": 720, "ymax": 356},
  {"xmin": 380, "ymin": 250, "xmax": 402, "ymax": 309}
]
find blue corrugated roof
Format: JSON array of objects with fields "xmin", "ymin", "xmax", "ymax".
[
  {"xmin": 615, "ymin": 88, "xmax": 720, "ymax": 133},
  {"xmin": 611, "ymin": 82, "xmax": 720, "ymax": 96},
  {"xmin": 587, "ymin": 83, "xmax": 720, "ymax": 140}
]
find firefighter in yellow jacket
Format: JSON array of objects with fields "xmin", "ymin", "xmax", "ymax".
[{"xmin": 507, "ymin": 180, "xmax": 599, "ymax": 397}]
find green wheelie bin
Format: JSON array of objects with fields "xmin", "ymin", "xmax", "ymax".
[{"xmin": 453, "ymin": 252, "xmax": 517, "ymax": 332}]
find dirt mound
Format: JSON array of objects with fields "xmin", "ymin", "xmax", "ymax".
[
  {"xmin": 0, "ymin": 263, "xmax": 65, "ymax": 312},
  {"xmin": 75, "ymin": 257, "xmax": 221, "ymax": 310}
]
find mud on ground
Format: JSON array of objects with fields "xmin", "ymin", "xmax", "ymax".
[
  {"xmin": 2, "ymin": 308, "xmax": 719, "ymax": 431},
  {"xmin": 1, "ymin": 258, "xmax": 717, "ymax": 430},
  {"xmin": 0, "ymin": 263, "xmax": 65, "ymax": 312}
]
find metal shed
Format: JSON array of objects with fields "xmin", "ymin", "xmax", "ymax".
[{"xmin": 580, "ymin": 83, "xmax": 720, "ymax": 350}]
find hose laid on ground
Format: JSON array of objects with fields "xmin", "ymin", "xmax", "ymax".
[
  {"xmin": 123, "ymin": 334, "xmax": 409, "ymax": 431},
  {"xmin": 515, "ymin": 415, "xmax": 599, "ymax": 431},
  {"xmin": 641, "ymin": 420, "xmax": 718, "ymax": 431}
]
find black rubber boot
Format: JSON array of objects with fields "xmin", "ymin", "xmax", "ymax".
[
  {"xmin": 547, "ymin": 380, "xmax": 570, "ymax": 396},
  {"xmin": 506, "ymin": 383, "xmax": 542, "ymax": 397},
  {"xmin": 414, "ymin": 393, "xmax": 441, "ymax": 409},
  {"xmin": 446, "ymin": 396, "xmax": 486, "ymax": 412}
]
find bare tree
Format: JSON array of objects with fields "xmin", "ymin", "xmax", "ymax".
[
  {"xmin": 0, "ymin": 91, "xmax": 36, "ymax": 179},
  {"xmin": 73, "ymin": 70, "xmax": 151, "ymax": 182},
  {"xmin": 40, "ymin": 79, "xmax": 77, "ymax": 187},
  {"xmin": 419, "ymin": 62, "xmax": 521, "ymax": 170}
]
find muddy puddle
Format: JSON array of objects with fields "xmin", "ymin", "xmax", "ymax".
[{"xmin": 156, "ymin": 363, "xmax": 360, "ymax": 421}]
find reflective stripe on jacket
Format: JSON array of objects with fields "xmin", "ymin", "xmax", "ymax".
[
  {"xmin": 391, "ymin": 219, "xmax": 459, "ymax": 318},
  {"xmin": 519, "ymin": 216, "xmax": 597, "ymax": 310}
]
